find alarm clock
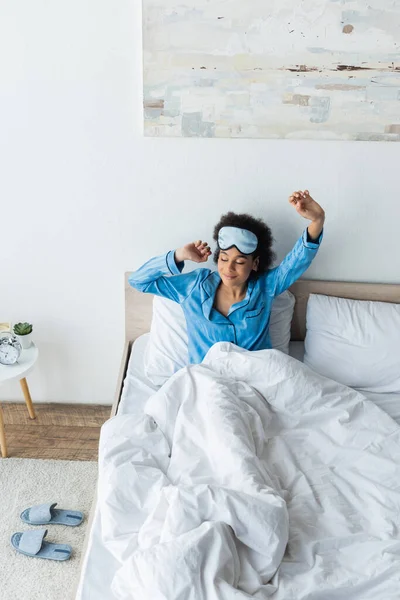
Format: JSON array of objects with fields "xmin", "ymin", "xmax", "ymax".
[{"xmin": 0, "ymin": 334, "xmax": 22, "ymax": 365}]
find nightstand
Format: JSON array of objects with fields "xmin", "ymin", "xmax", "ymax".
[{"xmin": 0, "ymin": 343, "xmax": 38, "ymax": 457}]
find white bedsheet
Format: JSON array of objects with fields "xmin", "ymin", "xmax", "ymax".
[
  {"xmin": 76, "ymin": 335, "xmax": 154, "ymax": 600},
  {"xmin": 95, "ymin": 343, "xmax": 400, "ymax": 599},
  {"xmin": 118, "ymin": 338, "xmax": 400, "ymax": 426},
  {"xmin": 77, "ymin": 337, "xmax": 400, "ymax": 599},
  {"xmin": 118, "ymin": 333, "xmax": 157, "ymax": 415},
  {"xmin": 288, "ymin": 342, "xmax": 400, "ymax": 424}
]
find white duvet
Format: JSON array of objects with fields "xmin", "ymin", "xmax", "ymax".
[{"xmin": 98, "ymin": 343, "xmax": 400, "ymax": 599}]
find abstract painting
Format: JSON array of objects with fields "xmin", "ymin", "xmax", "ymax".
[{"xmin": 143, "ymin": 0, "xmax": 400, "ymax": 141}]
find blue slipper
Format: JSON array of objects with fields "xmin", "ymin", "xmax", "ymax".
[
  {"xmin": 21, "ymin": 502, "xmax": 83, "ymax": 527},
  {"xmin": 11, "ymin": 529, "xmax": 71, "ymax": 561}
]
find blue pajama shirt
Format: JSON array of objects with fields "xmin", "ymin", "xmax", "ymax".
[{"xmin": 129, "ymin": 229, "xmax": 323, "ymax": 364}]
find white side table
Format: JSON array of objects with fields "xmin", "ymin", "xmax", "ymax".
[{"xmin": 0, "ymin": 343, "xmax": 38, "ymax": 457}]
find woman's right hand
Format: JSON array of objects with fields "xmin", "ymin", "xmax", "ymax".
[{"xmin": 175, "ymin": 241, "xmax": 212, "ymax": 264}]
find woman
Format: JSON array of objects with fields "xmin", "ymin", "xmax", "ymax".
[{"xmin": 129, "ymin": 190, "xmax": 325, "ymax": 364}]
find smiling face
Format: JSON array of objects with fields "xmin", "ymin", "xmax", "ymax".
[{"xmin": 217, "ymin": 246, "xmax": 259, "ymax": 287}]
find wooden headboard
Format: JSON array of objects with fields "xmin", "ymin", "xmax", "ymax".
[{"xmin": 124, "ymin": 273, "xmax": 400, "ymax": 342}]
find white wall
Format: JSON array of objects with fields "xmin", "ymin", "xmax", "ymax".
[{"xmin": 1, "ymin": 1, "xmax": 399, "ymax": 404}]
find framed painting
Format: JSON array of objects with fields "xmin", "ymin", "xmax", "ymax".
[{"xmin": 143, "ymin": 1, "xmax": 400, "ymax": 140}]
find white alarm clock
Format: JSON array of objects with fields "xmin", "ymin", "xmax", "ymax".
[{"xmin": 0, "ymin": 335, "xmax": 22, "ymax": 365}]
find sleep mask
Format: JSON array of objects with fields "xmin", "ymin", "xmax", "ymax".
[{"xmin": 218, "ymin": 226, "xmax": 258, "ymax": 255}]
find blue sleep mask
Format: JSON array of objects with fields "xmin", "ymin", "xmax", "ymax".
[{"xmin": 218, "ymin": 226, "xmax": 258, "ymax": 255}]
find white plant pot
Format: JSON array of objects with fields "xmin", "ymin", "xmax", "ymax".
[{"xmin": 15, "ymin": 333, "xmax": 32, "ymax": 349}]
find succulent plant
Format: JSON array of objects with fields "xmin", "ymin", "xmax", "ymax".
[{"xmin": 13, "ymin": 322, "xmax": 33, "ymax": 336}]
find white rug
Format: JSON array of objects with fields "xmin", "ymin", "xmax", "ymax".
[{"xmin": 0, "ymin": 458, "xmax": 98, "ymax": 600}]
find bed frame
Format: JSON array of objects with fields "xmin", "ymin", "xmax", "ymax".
[{"xmin": 77, "ymin": 275, "xmax": 400, "ymax": 598}]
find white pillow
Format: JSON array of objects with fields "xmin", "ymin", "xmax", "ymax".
[
  {"xmin": 144, "ymin": 297, "xmax": 189, "ymax": 386},
  {"xmin": 144, "ymin": 291, "xmax": 295, "ymax": 386},
  {"xmin": 304, "ymin": 294, "xmax": 400, "ymax": 393}
]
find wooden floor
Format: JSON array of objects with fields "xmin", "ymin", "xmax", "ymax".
[{"xmin": 1, "ymin": 403, "xmax": 111, "ymax": 460}]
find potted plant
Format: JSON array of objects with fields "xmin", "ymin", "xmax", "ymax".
[{"xmin": 13, "ymin": 322, "xmax": 33, "ymax": 349}]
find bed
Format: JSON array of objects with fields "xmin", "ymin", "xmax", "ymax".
[{"xmin": 76, "ymin": 276, "xmax": 400, "ymax": 600}]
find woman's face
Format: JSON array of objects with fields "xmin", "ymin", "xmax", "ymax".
[{"xmin": 217, "ymin": 247, "xmax": 259, "ymax": 287}]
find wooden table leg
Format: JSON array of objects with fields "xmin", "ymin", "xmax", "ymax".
[
  {"xmin": 0, "ymin": 405, "xmax": 7, "ymax": 458},
  {"xmin": 20, "ymin": 378, "xmax": 36, "ymax": 419}
]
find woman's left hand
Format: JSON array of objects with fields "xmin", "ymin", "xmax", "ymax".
[{"xmin": 289, "ymin": 190, "xmax": 325, "ymax": 222}]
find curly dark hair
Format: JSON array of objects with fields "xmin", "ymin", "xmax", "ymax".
[{"xmin": 213, "ymin": 212, "xmax": 275, "ymax": 279}]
